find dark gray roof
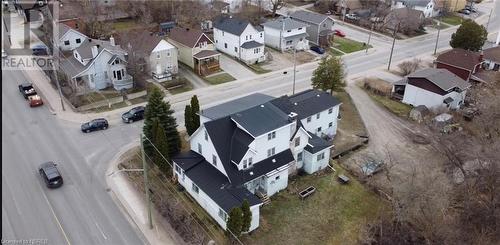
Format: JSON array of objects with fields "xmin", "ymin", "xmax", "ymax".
[
  {"xmin": 408, "ymin": 68, "xmax": 470, "ymax": 91},
  {"xmin": 230, "ymin": 128, "xmax": 254, "ymax": 164},
  {"xmin": 262, "ymin": 17, "xmax": 308, "ymax": 30},
  {"xmin": 271, "ymin": 89, "xmax": 342, "ymax": 120},
  {"xmin": 204, "ymin": 117, "xmax": 293, "ymax": 186},
  {"xmin": 240, "ymin": 41, "xmax": 263, "ymax": 49},
  {"xmin": 201, "ymin": 93, "xmax": 275, "ymax": 120},
  {"xmin": 172, "ymin": 151, "xmax": 261, "ymax": 212},
  {"xmin": 304, "ymin": 131, "xmax": 332, "ymax": 154},
  {"xmin": 213, "ymin": 15, "xmax": 251, "ymax": 36},
  {"xmin": 290, "ymin": 10, "xmax": 331, "ymax": 25},
  {"xmin": 75, "ymin": 38, "xmax": 126, "ymax": 60},
  {"xmin": 59, "ymin": 54, "xmax": 89, "ymax": 78},
  {"xmin": 231, "ymin": 102, "xmax": 291, "ymax": 137},
  {"xmin": 401, "ymin": 0, "xmax": 431, "ymax": 7}
]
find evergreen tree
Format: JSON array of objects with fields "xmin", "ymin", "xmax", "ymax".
[
  {"xmin": 152, "ymin": 118, "xmax": 170, "ymax": 173},
  {"xmin": 450, "ymin": 19, "xmax": 488, "ymax": 52},
  {"xmin": 241, "ymin": 199, "xmax": 252, "ymax": 233},
  {"xmin": 184, "ymin": 105, "xmax": 195, "ymax": 136},
  {"xmin": 143, "ymin": 87, "xmax": 164, "ymax": 156},
  {"xmin": 226, "ymin": 207, "xmax": 243, "ymax": 238},
  {"xmin": 158, "ymin": 99, "xmax": 181, "ymax": 157},
  {"xmin": 311, "ymin": 53, "xmax": 346, "ymax": 94},
  {"xmin": 190, "ymin": 95, "xmax": 200, "ymax": 131}
]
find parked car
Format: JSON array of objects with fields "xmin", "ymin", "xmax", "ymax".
[
  {"xmin": 19, "ymin": 83, "xmax": 37, "ymax": 99},
  {"xmin": 81, "ymin": 118, "xmax": 108, "ymax": 133},
  {"xmin": 38, "ymin": 162, "xmax": 63, "ymax": 188},
  {"xmin": 345, "ymin": 13, "xmax": 360, "ymax": 21},
  {"xmin": 32, "ymin": 44, "xmax": 48, "ymax": 56},
  {"xmin": 465, "ymin": 5, "xmax": 477, "ymax": 12},
  {"xmin": 28, "ymin": 95, "xmax": 43, "ymax": 107},
  {"xmin": 122, "ymin": 106, "xmax": 145, "ymax": 123},
  {"xmin": 458, "ymin": 9, "xmax": 471, "ymax": 15},
  {"xmin": 310, "ymin": 45, "xmax": 325, "ymax": 54},
  {"xmin": 334, "ymin": 29, "xmax": 346, "ymax": 37}
]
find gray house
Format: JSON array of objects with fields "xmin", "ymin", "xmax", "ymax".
[
  {"xmin": 262, "ymin": 17, "xmax": 309, "ymax": 52},
  {"xmin": 290, "ymin": 10, "xmax": 335, "ymax": 47}
]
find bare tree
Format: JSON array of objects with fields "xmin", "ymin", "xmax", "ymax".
[
  {"xmin": 398, "ymin": 58, "xmax": 421, "ymax": 75},
  {"xmin": 270, "ymin": 0, "xmax": 285, "ymax": 17}
]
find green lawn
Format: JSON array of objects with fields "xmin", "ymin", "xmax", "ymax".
[
  {"xmin": 365, "ymin": 91, "xmax": 412, "ymax": 118},
  {"xmin": 330, "ymin": 48, "xmax": 345, "ymax": 56},
  {"xmin": 440, "ymin": 15, "xmax": 463, "ymax": 26},
  {"xmin": 168, "ymin": 83, "xmax": 193, "ymax": 95},
  {"xmin": 204, "ymin": 73, "xmax": 236, "ymax": 85},
  {"xmin": 244, "ymin": 163, "xmax": 385, "ymax": 245},
  {"xmin": 433, "ymin": 20, "xmax": 451, "ymax": 29},
  {"xmin": 248, "ymin": 63, "xmax": 272, "ymax": 74},
  {"xmin": 332, "ymin": 37, "xmax": 372, "ymax": 54}
]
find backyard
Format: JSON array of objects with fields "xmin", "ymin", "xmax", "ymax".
[
  {"xmin": 439, "ymin": 15, "xmax": 464, "ymax": 26},
  {"xmin": 331, "ymin": 37, "xmax": 371, "ymax": 54},
  {"xmin": 243, "ymin": 163, "xmax": 386, "ymax": 245}
]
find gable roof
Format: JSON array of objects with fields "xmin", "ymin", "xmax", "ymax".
[
  {"xmin": 213, "ymin": 15, "xmax": 254, "ymax": 36},
  {"xmin": 231, "ymin": 102, "xmax": 291, "ymax": 137},
  {"xmin": 290, "ymin": 10, "xmax": 332, "ymax": 25},
  {"xmin": 436, "ymin": 48, "xmax": 482, "ymax": 71},
  {"xmin": 201, "ymin": 93, "xmax": 275, "ymax": 120},
  {"xmin": 240, "ymin": 40, "xmax": 264, "ymax": 49},
  {"xmin": 115, "ymin": 30, "xmax": 168, "ymax": 56},
  {"xmin": 173, "ymin": 151, "xmax": 261, "ymax": 212},
  {"xmin": 262, "ymin": 17, "xmax": 308, "ymax": 30},
  {"xmin": 407, "ymin": 68, "xmax": 470, "ymax": 91},
  {"xmin": 168, "ymin": 28, "xmax": 210, "ymax": 48},
  {"xmin": 270, "ymin": 89, "xmax": 342, "ymax": 120},
  {"xmin": 385, "ymin": 7, "xmax": 424, "ymax": 29},
  {"xmin": 400, "ymin": 0, "xmax": 432, "ymax": 7},
  {"xmin": 75, "ymin": 38, "xmax": 126, "ymax": 60},
  {"xmin": 304, "ymin": 131, "xmax": 332, "ymax": 154},
  {"xmin": 483, "ymin": 46, "xmax": 500, "ymax": 63}
]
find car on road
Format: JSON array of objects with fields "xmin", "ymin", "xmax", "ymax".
[
  {"xmin": 32, "ymin": 44, "xmax": 48, "ymax": 56},
  {"xmin": 38, "ymin": 162, "xmax": 63, "ymax": 188},
  {"xmin": 81, "ymin": 118, "xmax": 108, "ymax": 133},
  {"xmin": 458, "ymin": 9, "xmax": 471, "ymax": 15},
  {"xmin": 465, "ymin": 5, "xmax": 477, "ymax": 12},
  {"xmin": 28, "ymin": 94, "xmax": 43, "ymax": 107},
  {"xmin": 345, "ymin": 13, "xmax": 360, "ymax": 21},
  {"xmin": 122, "ymin": 106, "xmax": 145, "ymax": 123},
  {"xmin": 334, "ymin": 29, "xmax": 346, "ymax": 37},
  {"xmin": 310, "ymin": 45, "xmax": 325, "ymax": 54},
  {"xmin": 19, "ymin": 83, "xmax": 37, "ymax": 99}
]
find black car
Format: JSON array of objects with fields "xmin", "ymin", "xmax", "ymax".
[
  {"xmin": 32, "ymin": 44, "xmax": 48, "ymax": 56},
  {"xmin": 310, "ymin": 45, "xmax": 325, "ymax": 54},
  {"xmin": 38, "ymin": 162, "xmax": 63, "ymax": 188},
  {"xmin": 81, "ymin": 118, "xmax": 108, "ymax": 133},
  {"xmin": 122, "ymin": 106, "xmax": 145, "ymax": 123},
  {"xmin": 19, "ymin": 82, "xmax": 37, "ymax": 99},
  {"xmin": 458, "ymin": 9, "xmax": 471, "ymax": 15}
]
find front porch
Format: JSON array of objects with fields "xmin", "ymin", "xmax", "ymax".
[{"xmin": 193, "ymin": 50, "xmax": 221, "ymax": 76}]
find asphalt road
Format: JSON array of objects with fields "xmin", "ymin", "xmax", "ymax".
[{"xmin": 1, "ymin": 69, "xmax": 145, "ymax": 245}]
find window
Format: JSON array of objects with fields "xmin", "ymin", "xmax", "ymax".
[
  {"xmin": 298, "ymin": 27, "xmax": 303, "ymax": 30},
  {"xmin": 328, "ymin": 108, "xmax": 333, "ymax": 114},
  {"xmin": 329, "ymin": 122, "xmax": 333, "ymax": 127},
  {"xmin": 115, "ymin": 59, "xmax": 120, "ymax": 65},
  {"xmin": 156, "ymin": 53, "xmax": 161, "ymax": 59},
  {"xmin": 76, "ymin": 38, "xmax": 81, "ymax": 44},
  {"xmin": 307, "ymin": 116, "xmax": 312, "ymax": 122},
  {"xmin": 75, "ymin": 23, "xmax": 79, "ymax": 29},
  {"xmin": 167, "ymin": 52, "xmax": 170, "ymax": 57},
  {"xmin": 204, "ymin": 131, "xmax": 208, "ymax": 141},
  {"xmin": 224, "ymin": 43, "xmax": 227, "ymax": 48},
  {"xmin": 297, "ymin": 152, "xmax": 303, "ymax": 162},
  {"xmin": 222, "ymin": 31, "xmax": 225, "ymax": 36},
  {"xmin": 295, "ymin": 137, "xmax": 300, "ymax": 147},
  {"xmin": 317, "ymin": 152, "xmax": 325, "ymax": 161},
  {"xmin": 198, "ymin": 143, "xmax": 202, "ymax": 154},
  {"xmin": 234, "ymin": 47, "xmax": 237, "ymax": 52},
  {"xmin": 243, "ymin": 159, "xmax": 247, "ymax": 169},
  {"xmin": 249, "ymin": 35, "xmax": 252, "ymax": 39},
  {"xmin": 192, "ymin": 183, "xmax": 199, "ymax": 193},
  {"xmin": 316, "ymin": 113, "xmax": 320, "ymax": 119},
  {"xmin": 317, "ymin": 127, "xmax": 322, "ymax": 132},
  {"xmin": 287, "ymin": 30, "xmax": 291, "ymax": 32},
  {"xmin": 267, "ymin": 131, "xmax": 276, "ymax": 140},
  {"xmin": 246, "ymin": 35, "xmax": 248, "ymax": 40},
  {"xmin": 218, "ymin": 208, "xmax": 227, "ymax": 221},
  {"xmin": 267, "ymin": 147, "xmax": 276, "ymax": 157},
  {"xmin": 260, "ymin": 33, "xmax": 263, "ymax": 38},
  {"xmin": 275, "ymin": 175, "xmax": 280, "ymax": 180},
  {"xmin": 254, "ymin": 48, "xmax": 260, "ymax": 54},
  {"xmin": 113, "ymin": 70, "xmax": 116, "ymax": 79},
  {"xmin": 64, "ymin": 40, "xmax": 70, "ymax": 45},
  {"xmin": 175, "ymin": 165, "xmax": 181, "ymax": 173},
  {"xmin": 212, "ymin": 155, "xmax": 217, "ymax": 166},
  {"xmin": 249, "ymin": 157, "xmax": 253, "ymax": 166},
  {"xmin": 216, "ymin": 40, "xmax": 218, "ymax": 43},
  {"xmin": 323, "ymin": 23, "xmax": 326, "ymax": 27},
  {"xmin": 286, "ymin": 40, "xmax": 293, "ymax": 45}
]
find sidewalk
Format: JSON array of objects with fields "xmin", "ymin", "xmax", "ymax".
[{"xmin": 106, "ymin": 141, "xmax": 186, "ymax": 245}]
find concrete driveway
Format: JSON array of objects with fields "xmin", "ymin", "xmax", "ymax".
[{"xmin": 219, "ymin": 54, "xmax": 256, "ymax": 80}]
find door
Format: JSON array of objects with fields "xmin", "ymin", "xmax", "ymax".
[{"xmin": 116, "ymin": 70, "xmax": 122, "ymax": 80}]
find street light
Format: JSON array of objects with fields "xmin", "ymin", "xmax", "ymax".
[
  {"xmin": 434, "ymin": 20, "xmax": 441, "ymax": 55},
  {"xmin": 365, "ymin": 23, "xmax": 374, "ymax": 54}
]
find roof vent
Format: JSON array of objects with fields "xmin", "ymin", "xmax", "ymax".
[
  {"xmin": 294, "ymin": 102, "xmax": 298, "ymax": 106},
  {"xmin": 272, "ymin": 159, "xmax": 276, "ymax": 163},
  {"xmin": 316, "ymin": 94, "xmax": 320, "ymax": 97},
  {"xmin": 249, "ymin": 171, "xmax": 253, "ymax": 175},
  {"xmin": 260, "ymin": 104, "xmax": 265, "ymax": 108}
]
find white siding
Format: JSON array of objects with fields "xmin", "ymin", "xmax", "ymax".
[
  {"xmin": 247, "ymin": 123, "xmax": 294, "ymax": 163},
  {"xmin": 78, "ymin": 50, "xmax": 128, "ymax": 90},
  {"xmin": 300, "ymin": 105, "xmax": 340, "ymax": 138},
  {"xmin": 263, "ymin": 27, "xmax": 282, "ymax": 50},
  {"xmin": 214, "ymin": 24, "xmax": 265, "ymax": 63},
  {"xmin": 264, "ymin": 168, "xmax": 289, "ymax": 196},
  {"xmin": 149, "ymin": 44, "xmax": 178, "ymax": 76},
  {"xmin": 402, "ymin": 84, "xmax": 466, "ymax": 110},
  {"xmin": 264, "ymin": 26, "xmax": 308, "ymax": 52},
  {"xmin": 190, "ymin": 126, "xmax": 228, "ymax": 177},
  {"xmin": 59, "ymin": 30, "xmax": 87, "ymax": 51},
  {"xmin": 303, "ymin": 148, "xmax": 330, "ymax": 174},
  {"xmin": 290, "ymin": 127, "xmax": 309, "ymax": 169}
]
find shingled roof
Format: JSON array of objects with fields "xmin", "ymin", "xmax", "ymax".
[
  {"xmin": 407, "ymin": 68, "xmax": 470, "ymax": 91},
  {"xmin": 436, "ymin": 48, "xmax": 483, "ymax": 71},
  {"xmin": 290, "ymin": 10, "xmax": 332, "ymax": 25},
  {"xmin": 483, "ymin": 46, "xmax": 500, "ymax": 63},
  {"xmin": 213, "ymin": 15, "xmax": 253, "ymax": 36},
  {"xmin": 168, "ymin": 27, "xmax": 210, "ymax": 48}
]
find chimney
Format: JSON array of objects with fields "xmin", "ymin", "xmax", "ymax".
[
  {"xmin": 479, "ymin": 50, "xmax": 484, "ymax": 62},
  {"xmin": 109, "ymin": 35, "xmax": 115, "ymax": 46},
  {"xmin": 288, "ymin": 112, "xmax": 298, "ymax": 122},
  {"xmin": 91, "ymin": 45, "xmax": 99, "ymax": 58},
  {"xmin": 496, "ymin": 32, "xmax": 500, "ymax": 46}
]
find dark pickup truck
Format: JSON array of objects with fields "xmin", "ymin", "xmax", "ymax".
[{"xmin": 19, "ymin": 83, "xmax": 37, "ymax": 99}]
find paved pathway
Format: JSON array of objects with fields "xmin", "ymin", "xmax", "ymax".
[
  {"xmin": 219, "ymin": 54, "xmax": 256, "ymax": 80},
  {"xmin": 178, "ymin": 65, "xmax": 209, "ymax": 89}
]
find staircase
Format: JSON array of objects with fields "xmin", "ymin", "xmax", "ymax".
[{"xmin": 256, "ymin": 191, "xmax": 271, "ymax": 205}]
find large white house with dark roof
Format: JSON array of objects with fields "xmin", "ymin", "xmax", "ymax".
[
  {"xmin": 262, "ymin": 17, "xmax": 309, "ymax": 52},
  {"xmin": 213, "ymin": 15, "xmax": 266, "ymax": 64},
  {"xmin": 172, "ymin": 89, "xmax": 341, "ymax": 232}
]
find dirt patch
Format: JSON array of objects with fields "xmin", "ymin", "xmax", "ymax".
[{"xmin": 261, "ymin": 48, "xmax": 317, "ymax": 71}]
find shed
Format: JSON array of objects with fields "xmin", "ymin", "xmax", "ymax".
[
  {"xmin": 160, "ymin": 21, "xmax": 176, "ymax": 34},
  {"xmin": 409, "ymin": 105, "xmax": 430, "ymax": 123}
]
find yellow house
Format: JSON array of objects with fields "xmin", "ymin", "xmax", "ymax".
[{"xmin": 436, "ymin": 0, "xmax": 467, "ymax": 12}]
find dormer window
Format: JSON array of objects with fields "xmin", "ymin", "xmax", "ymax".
[
  {"xmin": 298, "ymin": 27, "xmax": 303, "ymax": 30},
  {"xmin": 328, "ymin": 108, "xmax": 333, "ymax": 114},
  {"xmin": 316, "ymin": 113, "xmax": 320, "ymax": 119},
  {"xmin": 212, "ymin": 155, "xmax": 217, "ymax": 166},
  {"xmin": 114, "ymin": 59, "xmax": 120, "ymax": 65},
  {"xmin": 295, "ymin": 137, "xmax": 300, "ymax": 147},
  {"xmin": 204, "ymin": 131, "xmax": 208, "ymax": 141},
  {"xmin": 307, "ymin": 116, "xmax": 312, "ymax": 122},
  {"xmin": 267, "ymin": 131, "xmax": 276, "ymax": 140},
  {"xmin": 249, "ymin": 157, "xmax": 253, "ymax": 166},
  {"xmin": 243, "ymin": 159, "xmax": 247, "ymax": 169},
  {"xmin": 64, "ymin": 40, "xmax": 70, "ymax": 45}
]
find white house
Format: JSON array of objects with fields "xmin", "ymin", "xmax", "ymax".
[
  {"xmin": 213, "ymin": 15, "xmax": 266, "ymax": 64},
  {"xmin": 172, "ymin": 89, "xmax": 341, "ymax": 232},
  {"xmin": 483, "ymin": 46, "xmax": 500, "ymax": 71},
  {"xmin": 60, "ymin": 36, "xmax": 133, "ymax": 91},
  {"xmin": 393, "ymin": 68, "xmax": 470, "ymax": 110},
  {"xmin": 262, "ymin": 17, "xmax": 309, "ymax": 52},
  {"xmin": 393, "ymin": 0, "xmax": 437, "ymax": 17},
  {"xmin": 57, "ymin": 23, "xmax": 88, "ymax": 51}
]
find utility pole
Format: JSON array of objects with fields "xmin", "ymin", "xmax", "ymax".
[
  {"xmin": 365, "ymin": 23, "xmax": 374, "ymax": 54},
  {"xmin": 341, "ymin": 0, "xmax": 346, "ymax": 24},
  {"xmin": 434, "ymin": 20, "xmax": 441, "ymax": 55},
  {"xmin": 292, "ymin": 46, "xmax": 296, "ymax": 95},
  {"xmin": 387, "ymin": 23, "xmax": 399, "ymax": 71},
  {"xmin": 48, "ymin": 3, "xmax": 65, "ymax": 111},
  {"xmin": 141, "ymin": 133, "xmax": 153, "ymax": 230},
  {"xmin": 485, "ymin": 8, "xmax": 493, "ymax": 31}
]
